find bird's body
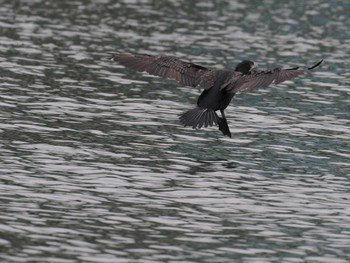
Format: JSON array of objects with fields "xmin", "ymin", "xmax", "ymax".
[
  {"xmin": 197, "ymin": 70, "xmax": 234, "ymax": 110},
  {"xmin": 110, "ymin": 53, "xmax": 322, "ymax": 137}
]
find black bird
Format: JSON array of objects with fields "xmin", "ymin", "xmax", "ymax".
[{"xmin": 110, "ymin": 52, "xmax": 323, "ymax": 137}]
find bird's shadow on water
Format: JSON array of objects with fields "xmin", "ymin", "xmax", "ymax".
[
  {"xmin": 187, "ymin": 159, "xmax": 238, "ymax": 175},
  {"xmin": 169, "ymin": 136, "xmax": 242, "ymax": 175}
]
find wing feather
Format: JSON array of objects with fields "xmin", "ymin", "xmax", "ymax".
[
  {"xmin": 274, "ymin": 69, "xmax": 304, "ymax": 84},
  {"xmin": 226, "ymin": 67, "xmax": 306, "ymax": 93},
  {"xmin": 111, "ymin": 53, "xmax": 209, "ymax": 87}
]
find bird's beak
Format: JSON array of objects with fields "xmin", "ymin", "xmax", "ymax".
[{"xmin": 251, "ymin": 62, "xmax": 257, "ymax": 71}]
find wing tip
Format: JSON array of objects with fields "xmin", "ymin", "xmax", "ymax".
[
  {"xmin": 108, "ymin": 51, "xmax": 123, "ymax": 61},
  {"xmin": 308, "ymin": 59, "xmax": 323, "ymax": 70}
]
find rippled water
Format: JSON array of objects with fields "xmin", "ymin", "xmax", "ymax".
[{"xmin": 1, "ymin": 0, "xmax": 350, "ymax": 262}]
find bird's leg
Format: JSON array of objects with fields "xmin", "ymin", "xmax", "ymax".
[
  {"xmin": 218, "ymin": 109, "xmax": 232, "ymax": 138},
  {"xmin": 220, "ymin": 109, "xmax": 226, "ymax": 120}
]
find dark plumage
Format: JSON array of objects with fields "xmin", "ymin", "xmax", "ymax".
[{"xmin": 110, "ymin": 52, "xmax": 323, "ymax": 137}]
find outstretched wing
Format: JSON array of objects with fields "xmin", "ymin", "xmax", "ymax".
[
  {"xmin": 226, "ymin": 60, "xmax": 323, "ymax": 93},
  {"xmin": 110, "ymin": 52, "xmax": 210, "ymax": 87}
]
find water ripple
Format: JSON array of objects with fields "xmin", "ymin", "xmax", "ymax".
[{"xmin": 0, "ymin": 0, "xmax": 350, "ymax": 262}]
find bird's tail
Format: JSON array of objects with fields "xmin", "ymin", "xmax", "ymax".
[{"xmin": 179, "ymin": 107, "xmax": 220, "ymax": 129}]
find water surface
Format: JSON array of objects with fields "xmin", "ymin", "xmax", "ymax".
[{"xmin": 0, "ymin": 0, "xmax": 350, "ymax": 262}]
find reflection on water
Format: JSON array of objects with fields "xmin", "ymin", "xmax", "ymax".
[{"xmin": 1, "ymin": 0, "xmax": 350, "ymax": 262}]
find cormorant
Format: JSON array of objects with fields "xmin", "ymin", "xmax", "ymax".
[{"xmin": 110, "ymin": 52, "xmax": 323, "ymax": 137}]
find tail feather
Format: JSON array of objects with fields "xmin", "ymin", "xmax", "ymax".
[{"xmin": 179, "ymin": 107, "xmax": 220, "ymax": 129}]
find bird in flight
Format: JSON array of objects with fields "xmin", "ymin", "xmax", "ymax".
[{"xmin": 110, "ymin": 52, "xmax": 323, "ymax": 137}]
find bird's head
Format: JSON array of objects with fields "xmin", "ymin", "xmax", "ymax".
[{"xmin": 235, "ymin": 60, "xmax": 257, "ymax": 74}]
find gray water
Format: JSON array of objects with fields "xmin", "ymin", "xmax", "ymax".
[{"xmin": 0, "ymin": 0, "xmax": 350, "ymax": 262}]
